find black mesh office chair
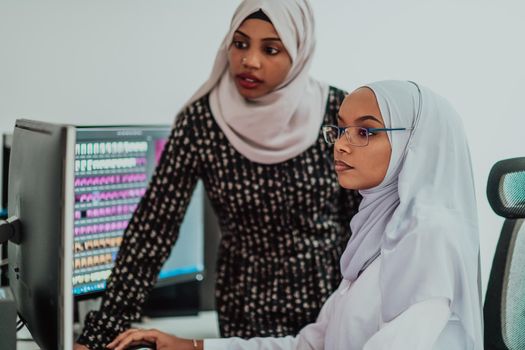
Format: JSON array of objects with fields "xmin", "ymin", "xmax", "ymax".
[{"xmin": 484, "ymin": 157, "xmax": 525, "ymax": 349}]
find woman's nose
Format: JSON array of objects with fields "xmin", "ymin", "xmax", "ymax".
[
  {"xmin": 335, "ymin": 136, "xmax": 352, "ymax": 154},
  {"xmin": 242, "ymin": 51, "xmax": 261, "ymax": 69}
]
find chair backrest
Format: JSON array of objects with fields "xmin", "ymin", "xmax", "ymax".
[{"xmin": 484, "ymin": 157, "xmax": 525, "ymax": 350}]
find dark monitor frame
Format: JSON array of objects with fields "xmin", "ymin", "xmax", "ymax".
[
  {"xmin": 6, "ymin": 119, "xmax": 74, "ymax": 350},
  {"xmin": 1, "ymin": 133, "xmax": 10, "ymax": 216},
  {"xmin": 0, "ymin": 134, "xmax": 11, "ymax": 286}
]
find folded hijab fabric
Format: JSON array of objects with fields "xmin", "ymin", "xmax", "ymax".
[
  {"xmin": 183, "ymin": 0, "xmax": 329, "ymax": 164},
  {"xmin": 339, "ymin": 80, "xmax": 483, "ymax": 348}
]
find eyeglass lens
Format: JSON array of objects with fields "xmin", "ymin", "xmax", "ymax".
[{"xmin": 323, "ymin": 126, "xmax": 368, "ymax": 146}]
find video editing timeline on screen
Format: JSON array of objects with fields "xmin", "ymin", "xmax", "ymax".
[{"xmin": 73, "ymin": 138, "xmax": 164, "ymax": 296}]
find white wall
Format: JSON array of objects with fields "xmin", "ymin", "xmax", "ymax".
[{"xmin": 1, "ymin": 0, "xmax": 524, "ymax": 295}]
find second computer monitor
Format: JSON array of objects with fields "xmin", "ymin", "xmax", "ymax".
[{"xmin": 73, "ymin": 125, "xmax": 204, "ymax": 298}]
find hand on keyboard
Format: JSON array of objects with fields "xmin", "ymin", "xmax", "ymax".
[{"xmin": 107, "ymin": 328, "xmax": 201, "ymax": 350}]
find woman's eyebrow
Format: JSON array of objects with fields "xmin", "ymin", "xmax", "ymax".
[
  {"xmin": 234, "ymin": 30, "xmax": 281, "ymax": 42},
  {"xmin": 261, "ymin": 37, "xmax": 282, "ymax": 42},
  {"xmin": 355, "ymin": 115, "xmax": 384, "ymax": 125},
  {"xmin": 337, "ymin": 114, "xmax": 383, "ymax": 125},
  {"xmin": 234, "ymin": 30, "xmax": 250, "ymax": 39}
]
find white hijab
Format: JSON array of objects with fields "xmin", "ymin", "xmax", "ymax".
[
  {"xmin": 183, "ymin": 0, "xmax": 329, "ymax": 164},
  {"xmin": 339, "ymin": 80, "xmax": 483, "ymax": 348}
]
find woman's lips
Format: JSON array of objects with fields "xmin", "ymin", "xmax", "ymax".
[
  {"xmin": 236, "ymin": 73, "xmax": 263, "ymax": 89},
  {"xmin": 335, "ymin": 160, "xmax": 354, "ymax": 172}
]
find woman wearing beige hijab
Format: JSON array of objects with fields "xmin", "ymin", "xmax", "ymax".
[{"xmin": 75, "ymin": 1, "xmax": 360, "ymax": 349}]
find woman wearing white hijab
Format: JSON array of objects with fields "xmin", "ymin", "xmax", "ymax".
[
  {"xmin": 75, "ymin": 1, "xmax": 361, "ymax": 349},
  {"xmin": 107, "ymin": 80, "xmax": 483, "ymax": 349}
]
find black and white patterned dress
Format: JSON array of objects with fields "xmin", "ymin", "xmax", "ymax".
[{"xmin": 77, "ymin": 86, "xmax": 361, "ymax": 349}]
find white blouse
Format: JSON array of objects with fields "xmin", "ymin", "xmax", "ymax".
[{"xmin": 204, "ymin": 257, "xmax": 472, "ymax": 350}]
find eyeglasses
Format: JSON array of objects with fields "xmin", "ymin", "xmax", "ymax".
[{"xmin": 322, "ymin": 125, "xmax": 413, "ymax": 147}]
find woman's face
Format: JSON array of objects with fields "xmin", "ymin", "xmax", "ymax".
[
  {"xmin": 334, "ymin": 88, "xmax": 392, "ymax": 190},
  {"xmin": 228, "ymin": 18, "xmax": 292, "ymax": 99}
]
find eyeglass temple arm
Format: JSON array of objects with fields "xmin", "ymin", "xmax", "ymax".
[{"xmin": 368, "ymin": 127, "xmax": 413, "ymax": 132}]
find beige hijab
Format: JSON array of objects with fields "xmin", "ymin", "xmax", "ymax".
[{"xmin": 183, "ymin": 0, "xmax": 329, "ymax": 164}]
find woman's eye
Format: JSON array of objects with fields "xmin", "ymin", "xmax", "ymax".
[
  {"xmin": 233, "ymin": 41, "xmax": 248, "ymax": 49},
  {"xmin": 358, "ymin": 128, "xmax": 370, "ymax": 138},
  {"xmin": 265, "ymin": 46, "xmax": 280, "ymax": 55}
]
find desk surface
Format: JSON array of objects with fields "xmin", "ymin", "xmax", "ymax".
[{"xmin": 17, "ymin": 311, "xmax": 220, "ymax": 350}]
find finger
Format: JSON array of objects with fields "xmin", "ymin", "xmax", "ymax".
[
  {"xmin": 111, "ymin": 328, "xmax": 139, "ymax": 344},
  {"xmin": 114, "ymin": 330, "xmax": 154, "ymax": 350},
  {"xmin": 107, "ymin": 328, "xmax": 140, "ymax": 348},
  {"xmin": 138, "ymin": 330, "xmax": 160, "ymax": 343},
  {"xmin": 108, "ymin": 329, "xmax": 137, "ymax": 349}
]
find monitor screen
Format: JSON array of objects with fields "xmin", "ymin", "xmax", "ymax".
[
  {"xmin": 7, "ymin": 119, "xmax": 74, "ymax": 350},
  {"xmin": 72, "ymin": 125, "xmax": 204, "ymax": 298}
]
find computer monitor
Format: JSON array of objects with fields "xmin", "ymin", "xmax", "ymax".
[
  {"xmin": 73, "ymin": 125, "xmax": 204, "ymax": 299},
  {"xmin": 0, "ymin": 121, "xmax": 206, "ymax": 348},
  {"xmin": 4, "ymin": 119, "xmax": 75, "ymax": 350}
]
